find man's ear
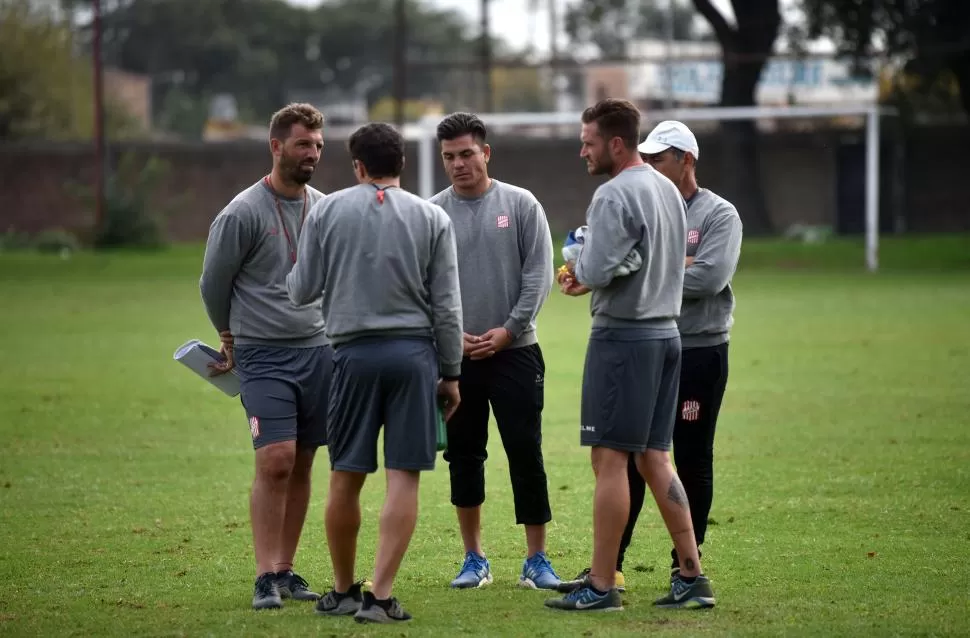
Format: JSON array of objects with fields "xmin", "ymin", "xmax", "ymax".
[
  {"xmin": 609, "ymin": 136, "xmax": 625, "ymax": 156},
  {"xmin": 482, "ymin": 143, "xmax": 491, "ymax": 163}
]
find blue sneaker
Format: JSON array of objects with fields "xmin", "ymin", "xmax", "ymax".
[
  {"xmin": 544, "ymin": 583, "xmax": 623, "ymax": 612},
  {"xmin": 519, "ymin": 551, "xmax": 562, "ymax": 590},
  {"xmin": 450, "ymin": 551, "xmax": 493, "ymax": 589}
]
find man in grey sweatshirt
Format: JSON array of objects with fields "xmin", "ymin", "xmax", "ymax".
[
  {"xmin": 428, "ymin": 112, "xmax": 560, "ymax": 592},
  {"xmin": 199, "ymin": 103, "xmax": 329, "ymax": 611},
  {"xmin": 546, "ymin": 99, "xmax": 715, "ymax": 613},
  {"xmin": 617, "ymin": 120, "xmax": 742, "ymax": 584},
  {"xmin": 560, "ymin": 120, "xmax": 742, "ymax": 602},
  {"xmin": 286, "ymin": 122, "xmax": 463, "ymax": 624}
]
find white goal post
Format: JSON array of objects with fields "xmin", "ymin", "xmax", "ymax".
[{"xmin": 413, "ymin": 104, "xmax": 893, "ymax": 273}]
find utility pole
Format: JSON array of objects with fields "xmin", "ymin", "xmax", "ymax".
[
  {"xmin": 92, "ymin": 0, "xmax": 106, "ymax": 229},
  {"xmin": 481, "ymin": 0, "xmax": 492, "ymax": 113},
  {"xmin": 392, "ymin": 0, "xmax": 407, "ymax": 126},
  {"xmin": 664, "ymin": 0, "xmax": 676, "ymax": 110},
  {"xmin": 549, "ymin": 0, "xmax": 558, "ymax": 63}
]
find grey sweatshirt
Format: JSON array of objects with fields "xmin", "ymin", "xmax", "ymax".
[
  {"xmin": 199, "ymin": 179, "xmax": 328, "ymax": 347},
  {"xmin": 429, "ymin": 180, "xmax": 554, "ymax": 349},
  {"xmin": 574, "ymin": 164, "xmax": 686, "ymax": 334},
  {"xmin": 679, "ymin": 188, "xmax": 743, "ymax": 348},
  {"xmin": 285, "ymin": 183, "xmax": 464, "ymax": 378}
]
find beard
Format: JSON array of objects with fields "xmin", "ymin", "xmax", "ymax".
[
  {"xmin": 281, "ymin": 151, "xmax": 316, "ymax": 185},
  {"xmin": 587, "ymin": 152, "xmax": 613, "ymax": 176}
]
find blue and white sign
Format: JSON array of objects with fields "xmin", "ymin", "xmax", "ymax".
[{"xmin": 627, "ymin": 43, "xmax": 878, "ymax": 105}]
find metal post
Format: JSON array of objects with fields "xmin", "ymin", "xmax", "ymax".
[
  {"xmin": 418, "ymin": 115, "xmax": 435, "ymax": 199},
  {"xmin": 392, "ymin": 0, "xmax": 407, "ymax": 127},
  {"xmin": 92, "ymin": 0, "xmax": 106, "ymax": 228},
  {"xmin": 865, "ymin": 106, "xmax": 880, "ymax": 272},
  {"xmin": 481, "ymin": 0, "xmax": 492, "ymax": 113},
  {"xmin": 664, "ymin": 0, "xmax": 675, "ymax": 109},
  {"xmin": 549, "ymin": 0, "xmax": 558, "ymax": 62}
]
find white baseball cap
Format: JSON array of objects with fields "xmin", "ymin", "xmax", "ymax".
[{"xmin": 638, "ymin": 120, "xmax": 700, "ymax": 160}]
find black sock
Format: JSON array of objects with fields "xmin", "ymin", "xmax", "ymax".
[
  {"xmin": 589, "ymin": 584, "xmax": 609, "ymax": 596},
  {"xmin": 680, "ymin": 575, "xmax": 697, "ymax": 584},
  {"xmin": 372, "ymin": 596, "xmax": 393, "ymax": 610}
]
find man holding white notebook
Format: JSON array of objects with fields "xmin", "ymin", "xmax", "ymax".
[{"xmin": 199, "ymin": 103, "xmax": 330, "ymax": 611}]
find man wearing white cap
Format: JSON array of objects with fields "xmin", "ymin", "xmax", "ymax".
[{"xmin": 628, "ymin": 120, "xmax": 743, "ymax": 588}]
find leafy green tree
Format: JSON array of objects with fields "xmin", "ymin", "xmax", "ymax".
[
  {"xmin": 799, "ymin": 0, "xmax": 970, "ymax": 117},
  {"xmin": 0, "ymin": 0, "xmax": 138, "ymax": 140},
  {"xmin": 564, "ymin": 0, "xmax": 781, "ymax": 232}
]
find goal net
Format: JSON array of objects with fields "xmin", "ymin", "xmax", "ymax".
[{"xmin": 411, "ymin": 104, "xmax": 889, "ymax": 272}]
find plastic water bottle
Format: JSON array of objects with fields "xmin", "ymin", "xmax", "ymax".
[{"xmin": 435, "ymin": 404, "xmax": 448, "ymax": 452}]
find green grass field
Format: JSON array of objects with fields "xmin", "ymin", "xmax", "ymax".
[{"xmin": 1, "ymin": 235, "xmax": 969, "ymax": 637}]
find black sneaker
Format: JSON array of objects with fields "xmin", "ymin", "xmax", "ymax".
[
  {"xmin": 556, "ymin": 567, "xmax": 626, "ymax": 593},
  {"xmin": 315, "ymin": 581, "xmax": 364, "ymax": 616},
  {"xmin": 556, "ymin": 567, "xmax": 590, "ymax": 593},
  {"xmin": 544, "ymin": 583, "xmax": 623, "ymax": 612},
  {"xmin": 653, "ymin": 574, "xmax": 716, "ymax": 609},
  {"xmin": 275, "ymin": 570, "xmax": 320, "ymax": 601},
  {"xmin": 252, "ymin": 572, "xmax": 283, "ymax": 610},
  {"xmin": 353, "ymin": 591, "xmax": 412, "ymax": 623}
]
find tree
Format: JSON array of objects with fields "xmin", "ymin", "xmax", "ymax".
[
  {"xmin": 563, "ymin": 0, "xmax": 781, "ymax": 232},
  {"xmin": 692, "ymin": 0, "xmax": 780, "ymax": 233},
  {"xmin": 70, "ymin": 0, "xmax": 483, "ymax": 136},
  {"xmin": 490, "ymin": 67, "xmax": 555, "ymax": 112},
  {"xmin": 0, "ymin": 0, "xmax": 138, "ymax": 140},
  {"xmin": 800, "ymin": 0, "xmax": 970, "ymax": 118},
  {"xmin": 565, "ymin": 0, "xmax": 713, "ymax": 59}
]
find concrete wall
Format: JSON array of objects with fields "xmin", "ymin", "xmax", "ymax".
[{"xmin": 1, "ymin": 126, "xmax": 967, "ymax": 241}]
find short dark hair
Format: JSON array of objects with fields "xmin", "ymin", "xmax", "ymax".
[
  {"xmin": 269, "ymin": 103, "xmax": 324, "ymax": 141},
  {"xmin": 348, "ymin": 122, "xmax": 405, "ymax": 179},
  {"xmin": 581, "ymin": 98, "xmax": 641, "ymax": 150},
  {"xmin": 436, "ymin": 112, "xmax": 487, "ymax": 144}
]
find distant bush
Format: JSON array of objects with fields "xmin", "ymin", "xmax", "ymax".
[
  {"xmin": 0, "ymin": 226, "xmax": 80, "ymax": 256},
  {"xmin": 70, "ymin": 151, "xmax": 173, "ymax": 250}
]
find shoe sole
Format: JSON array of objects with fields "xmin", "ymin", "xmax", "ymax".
[
  {"xmin": 556, "ymin": 580, "xmax": 624, "ymax": 594},
  {"xmin": 544, "ymin": 604, "xmax": 624, "ymax": 612},
  {"xmin": 518, "ymin": 578, "xmax": 561, "ymax": 590},
  {"xmin": 252, "ymin": 599, "xmax": 283, "ymax": 610},
  {"xmin": 353, "ymin": 610, "xmax": 411, "ymax": 623},
  {"xmin": 451, "ymin": 574, "xmax": 493, "ymax": 589},
  {"xmin": 655, "ymin": 597, "xmax": 716, "ymax": 609},
  {"xmin": 316, "ymin": 604, "xmax": 361, "ymax": 616},
  {"xmin": 289, "ymin": 592, "xmax": 322, "ymax": 601}
]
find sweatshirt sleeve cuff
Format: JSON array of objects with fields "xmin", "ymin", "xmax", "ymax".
[
  {"xmin": 440, "ymin": 362, "xmax": 462, "ymax": 378},
  {"xmin": 503, "ymin": 319, "xmax": 525, "ymax": 340}
]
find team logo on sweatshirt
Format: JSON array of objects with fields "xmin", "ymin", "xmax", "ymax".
[
  {"xmin": 687, "ymin": 229, "xmax": 701, "ymax": 245},
  {"xmin": 496, "ymin": 214, "xmax": 510, "ymax": 229}
]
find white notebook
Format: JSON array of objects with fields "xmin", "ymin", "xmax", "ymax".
[{"xmin": 173, "ymin": 339, "xmax": 241, "ymax": 397}]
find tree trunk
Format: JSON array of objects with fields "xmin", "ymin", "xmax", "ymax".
[
  {"xmin": 717, "ymin": 49, "xmax": 774, "ymax": 234},
  {"xmin": 949, "ymin": 54, "xmax": 970, "ymax": 119}
]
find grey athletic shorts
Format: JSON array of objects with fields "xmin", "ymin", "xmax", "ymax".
[
  {"xmin": 580, "ymin": 327, "xmax": 682, "ymax": 453},
  {"xmin": 234, "ymin": 344, "xmax": 333, "ymax": 450},
  {"xmin": 328, "ymin": 336, "xmax": 439, "ymax": 474}
]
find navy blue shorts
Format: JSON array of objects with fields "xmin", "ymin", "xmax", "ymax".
[
  {"xmin": 235, "ymin": 345, "xmax": 332, "ymax": 450},
  {"xmin": 580, "ymin": 328, "xmax": 681, "ymax": 453},
  {"xmin": 327, "ymin": 337, "xmax": 439, "ymax": 473}
]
